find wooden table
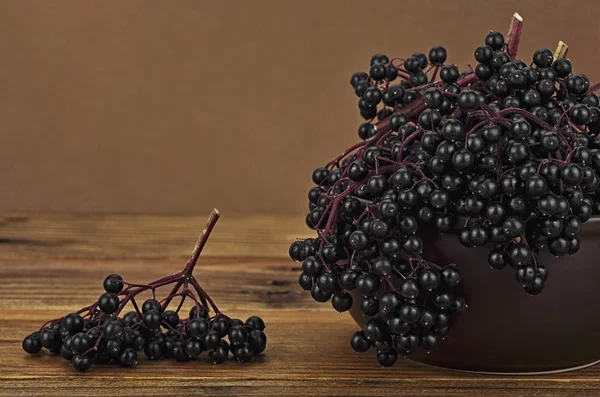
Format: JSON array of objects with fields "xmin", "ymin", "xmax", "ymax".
[{"xmin": 1, "ymin": 212, "xmax": 599, "ymax": 396}]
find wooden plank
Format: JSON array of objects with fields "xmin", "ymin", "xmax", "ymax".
[
  {"xmin": 0, "ymin": 213, "xmax": 599, "ymax": 396},
  {"xmin": 0, "ymin": 212, "xmax": 313, "ymax": 260}
]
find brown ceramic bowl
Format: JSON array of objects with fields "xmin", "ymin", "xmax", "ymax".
[{"xmin": 350, "ymin": 216, "xmax": 600, "ymax": 374}]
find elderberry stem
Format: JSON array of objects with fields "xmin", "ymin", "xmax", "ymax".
[
  {"xmin": 174, "ymin": 292, "xmax": 188, "ymax": 314},
  {"xmin": 188, "ymin": 277, "xmax": 220, "ymax": 314},
  {"xmin": 184, "ymin": 289, "xmax": 204, "ymax": 312},
  {"xmin": 83, "ymin": 333, "xmax": 104, "ymax": 356},
  {"xmin": 321, "ymin": 165, "xmax": 398, "ymax": 235},
  {"xmin": 183, "ymin": 208, "xmax": 220, "ymax": 276},
  {"xmin": 160, "ymin": 280, "xmax": 183, "ymax": 311},
  {"xmin": 506, "ymin": 12, "xmax": 524, "ymax": 59},
  {"xmin": 130, "ymin": 297, "xmax": 142, "ymax": 317},
  {"xmin": 398, "ymin": 128, "xmax": 425, "ymax": 162}
]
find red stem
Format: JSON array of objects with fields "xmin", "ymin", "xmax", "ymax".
[
  {"xmin": 506, "ymin": 13, "xmax": 524, "ymax": 59},
  {"xmin": 183, "ymin": 208, "xmax": 220, "ymax": 275}
]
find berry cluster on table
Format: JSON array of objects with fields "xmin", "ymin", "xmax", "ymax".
[
  {"xmin": 290, "ymin": 14, "xmax": 600, "ymax": 367},
  {"xmin": 22, "ymin": 210, "xmax": 267, "ymax": 372}
]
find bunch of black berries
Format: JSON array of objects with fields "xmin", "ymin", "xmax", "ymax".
[
  {"xmin": 290, "ymin": 13, "xmax": 600, "ymax": 367},
  {"xmin": 22, "ymin": 210, "xmax": 267, "ymax": 372}
]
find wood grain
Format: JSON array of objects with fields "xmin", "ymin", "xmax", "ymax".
[{"xmin": 1, "ymin": 213, "xmax": 599, "ymax": 396}]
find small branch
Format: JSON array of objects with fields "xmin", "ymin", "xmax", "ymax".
[
  {"xmin": 506, "ymin": 12, "xmax": 524, "ymax": 59},
  {"xmin": 183, "ymin": 208, "xmax": 220, "ymax": 276},
  {"xmin": 130, "ymin": 297, "xmax": 143, "ymax": 317},
  {"xmin": 189, "ymin": 277, "xmax": 220, "ymax": 314},
  {"xmin": 160, "ymin": 280, "xmax": 183, "ymax": 311},
  {"xmin": 554, "ymin": 40, "xmax": 568, "ymax": 59},
  {"xmin": 174, "ymin": 292, "xmax": 187, "ymax": 314}
]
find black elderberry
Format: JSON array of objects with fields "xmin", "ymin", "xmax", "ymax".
[
  {"xmin": 354, "ymin": 80, "xmax": 370, "ymax": 98},
  {"xmin": 561, "ymin": 164, "xmax": 583, "ymax": 186},
  {"xmin": 499, "ymin": 62, "xmax": 518, "ymax": 79},
  {"xmin": 485, "ymin": 31, "xmax": 505, "ymax": 50},
  {"xmin": 402, "ymin": 235, "xmax": 423, "ymax": 254},
  {"xmin": 350, "ymin": 71, "xmax": 368, "ymax": 88},
  {"xmin": 552, "ymin": 57, "xmax": 572, "ymax": 77},
  {"xmin": 370, "ymin": 53, "xmax": 390, "ymax": 66},
  {"xmin": 299, "ymin": 273, "xmax": 312, "ymax": 290},
  {"xmin": 507, "ymin": 142, "xmax": 530, "ymax": 165},
  {"xmin": 291, "ymin": 23, "xmax": 600, "ymax": 370},
  {"xmin": 140, "ymin": 299, "xmax": 160, "ymax": 315},
  {"xmin": 538, "ymin": 67, "xmax": 557, "ymax": 82},
  {"xmin": 330, "ymin": 292, "xmax": 352, "ymax": 312},
  {"xmin": 445, "ymin": 84, "xmax": 461, "ymax": 99},
  {"xmin": 302, "ymin": 255, "xmax": 324, "ymax": 276},
  {"xmin": 440, "ymin": 266, "xmax": 460, "ymax": 287},
  {"xmin": 423, "ymin": 87, "xmax": 444, "ymax": 109},
  {"xmin": 360, "ymin": 296, "xmax": 379, "ymax": 316},
  {"xmin": 71, "ymin": 332, "xmax": 91, "ymax": 354},
  {"xmin": 103, "ymin": 274, "xmax": 124, "ymax": 294},
  {"xmin": 358, "ymin": 122, "xmax": 377, "ymax": 140},
  {"xmin": 355, "ymin": 274, "xmax": 379, "ymax": 296},
  {"xmin": 428, "ymin": 46, "xmax": 447, "ymax": 64},
  {"xmin": 570, "ymin": 104, "xmax": 591, "ymax": 125},
  {"xmin": 582, "ymin": 93, "xmax": 600, "ymax": 108},
  {"xmin": 491, "ymin": 51, "xmax": 510, "ymax": 69},
  {"xmin": 398, "ymin": 303, "xmax": 420, "ymax": 325},
  {"xmin": 522, "ymin": 89, "xmax": 542, "ymax": 108},
  {"xmin": 418, "ymin": 109, "xmax": 442, "ymax": 129},
  {"xmin": 364, "ymin": 147, "xmax": 383, "ymax": 166},
  {"xmin": 533, "ymin": 48, "xmax": 553, "ymax": 67},
  {"xmin": 61, "ymin": 313, "xmax": 85, "ymax": 335},
  {"xmin": 457, "ymin": 90, "xmax": 479, "ymax": 110},
  {"xmin": 413, "ymin": 52, "xmax": 429, "ymax": 69},
  {"xmin": 440, "ymin": 64, "xmax": 459, "ymax": 84},
  {"xmin": 409, "ymin": 71, "xmax": 429, "ymax": 87},
  {"xmin": 363, "ymin": 86, "xmax": 382, "ymax": 106},
  {"xmin": 317, "ymin": 272, "xmax": 340, "ymax": 294},
  {"xmin": 441, "ymin": 119, "xmax": 464, "ymax": 141},
  {"xmin": 566, "ymin": 74, "xmax": 589, "ymax": 95},
  {"xmin": 348, "ymin": 159, "xmax": 368, "ymax": 181},
  {"xmin": 370, "ymin": 63, "xmax": 387, "ymax": 81},
  {"xmin": 421, "ymin": 131, "xmax": 442, "ymax": 153},
  {"xmin": 350, "ymin": 331, "xmax": 371, "ymax": 353},
  {"xmin": 475, "ymin": 63, "xmax": 493, "ymax": 81},
  {"xmin": 72, "ymin": 355, "xmax": 93, "ymax": 372},
  {"xmin": 22, "ymin": 334, "xmax": 42, "ymax": 355},
  {"xmin": 474, "ymin": 45, "xmax": 493, "ymax": 64},
  {"xmin": 452, "ymin": 149, "xmax": 475, "ymax": 173},
  {"xmin": 418, "ymin": 269, "xmax": 441, "ymax": 290},
  {"xmin": 488, "ymin": 249, "xmax": 508, "ymax": 269},
  {"xmin": 481, "ymin": 125, "xmax": 502, "ymax": 143},
  {"xmin": 39, "ymin": 329, "xmax": 60, "ymax": 351}
]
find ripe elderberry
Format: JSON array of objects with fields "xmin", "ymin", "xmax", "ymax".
[
  {"xmin": 292, "ymin": 14, "xmax": 600, "ymax": 368},
  {"xmin": 23, "ymin": 211, "xmax": 267, "ymax": 371}
]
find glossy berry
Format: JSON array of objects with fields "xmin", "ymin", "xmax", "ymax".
[
  {"xmin": 72, "ymin": 355, "xmax": 93, "ymax": 372},
  {"xmin": 98, "ymin": 292, "xmax": 120, "ymax": 314},
  {"xmin": 533, "ymin": 48, "xmax": 553, "ymax": 67},
  {"xmin": 428, "ymin": 46, "xmax": 447, "ymax": 64},
  {"xmin": 290, "ymin": 27, "xmax": 600, "ymax": 369},
  {"xmin": 103, "ymin": 274, "xmax": 124, "ymax": 293},
  {"xmin": 485, "ymin": 31, "xmax": 505, "ymax": 50},
  {"xmin": 22, "ymin": 334, "xmax": 42, "ymax": 354},
  {"xmin": 457, "ymin": 90, "xmax": 479, "ymax": 110}
]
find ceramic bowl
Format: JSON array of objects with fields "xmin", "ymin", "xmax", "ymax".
[{"xmin": 349, "ymin": 217, "xmax": 600, "ymax": 374}]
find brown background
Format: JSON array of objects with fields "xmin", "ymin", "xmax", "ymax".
[{"xmin": 1, "ymin": 0, "xmax": 599, "ymax": 215}]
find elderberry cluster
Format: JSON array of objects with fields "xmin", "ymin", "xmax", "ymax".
[
  {"xmin": 291, "ymin": 20, "xmax": 600, "ymax": 367},
  {"xmin": 23, "ymin": 211, "xmax": 267, "ymax": 372},
  {"xmin": 22, "ymin": 274, "xmax": 267, "ymax": 372}
]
